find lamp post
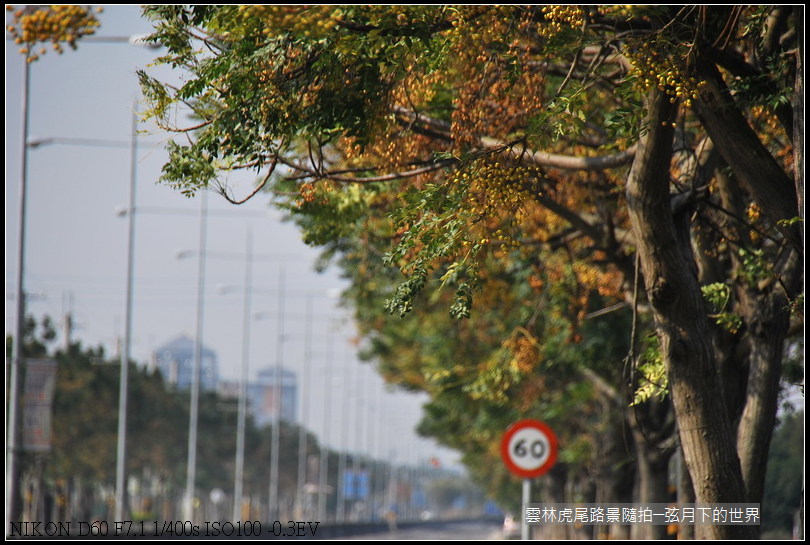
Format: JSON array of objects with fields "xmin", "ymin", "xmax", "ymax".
[
  {"xmin": 7, "ymin": 54, "xmax": 32, "ymax": 532},
  {"xmin": 370, "ymin": 380, "xmax": 382, "ymax": 520},
  {"xmin": 175, "ymin": 201, "xmax": 286, "ymax": 524},
  {"xmin": 295, "ymin": 295, "xmax": 313, "ymax": 519},
  {"xmin": 232, "ymin": 226, "xmax": 253, "ymax": 522},
  {"xmin": 226, "ymin": 288, "xmax": 338, "ymax": 522},
  {"xmin": 187, "ymin": 252, "xmax": 302, "ymax": 523},
  {"xmin": 9, "ymin": 107, "xmax": 146, "ymax": 528},
  {"xmin": 22, "ymin": 118, "xmax": 144, "ymax": 525},
  {"xmin": 354, "ymin": 382, "xmax": 368, "ymax": 521},
  {"xmin": 114, "ymin": 102, "xmax": 139, "ymax": 523},
  {"xmin": 211, "ymin": 229, "xmax": 288, "ymax": 522},
  {"xmin": 268, "ymin": 267, "xmax": 285, "ymax": 521},
  {"xmin": 170, "ymin": 198, "xmax": 212, "ymax": 524},
  {"xmin": 335, "ymin": 350, "xmax": 350, "ymax": 523},
  {"xmin": 317, "ymin": 326, "xmax": 333, "ymax": 522},
  {"xmin": 221, "ymin": 280, "xmax": 285, "ymax": 524},
  {"xmin": 185, "ymin": 191, "xmax": 208, "ymax": 523}
]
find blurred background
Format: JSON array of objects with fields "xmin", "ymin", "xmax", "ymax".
[{"xmin": 6, "ymin": 5, "xmax": 473, "ymax": 527}]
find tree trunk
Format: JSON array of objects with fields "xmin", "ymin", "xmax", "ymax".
[
  {"xmin": 676, "ymin": 446, "xmax": 696, "ymax": 539},
  {"xmin": 593, "ymin": 416, "xmax": 635, "ymax": 540},
  {"xmin": 580, "ymin": 367, "xmax": 635, "ymax": 539},
  {"xmin": 628, "ymin": 397, "xmax": 675, "ymax": 540},
  {"xmin": 691, "ymin": 53, "xmax": 802, "ymax": 254},
  {"xmin": 631, "ymin": 443, "xmax": 670, "ymax": 540},
  {"xmin": 715, "ymin": 165, "xmax": 803, "ymax": 513},
  {"xmin": 735, "ymin": 282, "xmax": 794, "ymax": 504},
  {"xmin": 625, "ymin": 87, "xmax": 756, "ymax": 539}
]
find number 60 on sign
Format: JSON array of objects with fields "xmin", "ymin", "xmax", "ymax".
[{"xmin": 501, "ymin": 419, "xmax": 558, "ymax": 479}]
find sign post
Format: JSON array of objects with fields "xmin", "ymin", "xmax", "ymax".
[{"xmin": 501, "ymin": 419, "xmax": 558, "ymax": 540}]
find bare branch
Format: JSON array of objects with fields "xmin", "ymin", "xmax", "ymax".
[
  {"xmin": 280, "ymin": 157, "xmax": 455, "ymax": 183},
  {"xmin": 483, "ymin": 136, "xmax": 638, "ymax": 170},
  {"xmin": 216, "ymin": 148, "xmax": 283, "ymax": 205}
]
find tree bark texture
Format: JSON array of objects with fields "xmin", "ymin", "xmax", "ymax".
[{"xmin": 625, "ymin": 87, "xmax": 757, "ymax": 539}]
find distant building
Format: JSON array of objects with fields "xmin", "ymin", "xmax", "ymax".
[
  {"xmin": 154, "ymin": 334, "xmax": 220, "ymax": 392},
  {"xmin": 248, "ymin": 367, "xmax": 297, "ymax": 426}
]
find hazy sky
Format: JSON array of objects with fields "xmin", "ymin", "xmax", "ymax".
[{"xmin": 5, "ymin": 5, "xmax": 461, "ymax": 469}]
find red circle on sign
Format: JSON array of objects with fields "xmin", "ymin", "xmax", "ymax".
[{"xmin": 501, "ymin": 419, "xmax": 558, "ymax": 479}]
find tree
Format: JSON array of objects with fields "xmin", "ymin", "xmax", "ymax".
[{"xmin": 138, "ymin": 6, "xmax": 803, "ymax": 538}]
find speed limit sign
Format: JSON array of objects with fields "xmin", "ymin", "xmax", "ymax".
[{"xmin": 501, "ymin": 419, "xmax": 558, "ymax": 479}]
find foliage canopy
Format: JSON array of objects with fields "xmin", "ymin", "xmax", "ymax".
[{"xmin": 138, "ymin": 6, "xmax": 803, "ymax": 538}]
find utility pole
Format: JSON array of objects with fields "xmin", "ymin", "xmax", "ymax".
[{"xmin": 7, "ymin": 54, "xmax": 31, "ymax": 535}]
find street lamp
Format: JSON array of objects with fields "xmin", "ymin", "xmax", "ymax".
[
  {"xmin": 16, "ymin": 116, "xmax": 143, "ymax": 525},
  {"xmin": 174, "ymin": 205, "xmax": 294, "ymax": 525},
  {"xmin": 115, "ymin": 102, "xmax": 139, "ymax": 523},
  {"xmin": 224, "ymin": 288, "xmax": 345, "ymax": 522},
  {"xmin": 268, "ymin": 267, "xmax": 285, "ymax": 521},
  {"xmin": 182, "ymin": 247, "xmax": 298, "ymax": 522},
  {"xmin": 232, "ymin": 226, "xmax": 253, "ymax": 523},
  {"xmin": 335, "ymin": 350, "xmax": 349, "ymax": 523},
  {"xmin": 119, "ymin": 206, "xmax": 279, "ymax": 220},
  {"xmin": 218, "ymin": 284, "xmax": 349, "ymax": 522},
  {"xmin": 165, "ymin": 192, "xmax": 213, "ymax": 524},
  {"xmin": 27, "ymin": 135, "xmax": 135, "ymax": 149},
  {"xmin": 116, "ymin": 164, "xmax": 280, "ymax": 524},
  {"xmin": 7, "ymin": 56, "xmax": 32, "ymax": 529},
  {"xmin": 317, "ymin": 326, "xmax": 333, "ymax": 522},
  {"xmin": 186, "ymin": 191, "xmax": 208, "ymax": 524},
  {"xmin": 296, "ymin": 296, "xmax": 313, "ymax": 520},
  {"xmin": 221, "ymin": 272, "xmax": 285, "ymax": 524},
  {"xmin": 207, "ymin": 226, "xmax": 267, "ymax": 523},
  {"xmin": 8, "ymin": 103, "xmax": 145, "ymax": 528}
]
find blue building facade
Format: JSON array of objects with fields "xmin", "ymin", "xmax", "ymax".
[
  {"xmin": 248, "ymin": 367, "xmax": 297, "ymax": 425},
  {"xmin": 154, "ymin": 334, "xmax": 220, "ymax": 392}
]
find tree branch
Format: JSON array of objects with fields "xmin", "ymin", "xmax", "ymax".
[
  {"xmin": 691, "ymin": 52, "xmax": 802, "ymax": 253},
  {"xmin": 215, "ymin": 151, "xmax": 281, "ymax": 205},
  {"xmin": 280, "ymin": 157, "xmax": 455, "ymax": 184},
  {"xmin": 482, "ymin": 136, "xmax": 637, "ymax": 171},
  {"xmin": 393, "ymin": 106, "xmax": 638, "ymax": 170}
]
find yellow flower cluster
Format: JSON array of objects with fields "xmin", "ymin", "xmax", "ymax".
[
  {"xmin": 238, "ymin": 5, "xmax": 340, "ymax": 39},
  {"xmin": 505, "ymin": 335, "xmax": 541, "ymax": 375},
  {"xmin": 6, "ymin": 5, "xmax": 101, "ymax": 62},
  {"xmin": 460, "ymin": 162, "xmax": 537, "ymax": 217},
  {"xmin": 539, "ymin": 5, "xmax": 585, "ymax": 35},
  {"xmin": 456, "ymin": 160, "xmax": 543, "ymax": 253},
  {"xmin": 625, "ymin": 38, "xmax": 703, "ymax": 106}
]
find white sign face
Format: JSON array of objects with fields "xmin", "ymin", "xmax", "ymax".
[
  {"xmin": 501, "ymin": 419, "xmax": 558, "ymax": 478},
  {"xmin": 506, "ymin": 426, "xmax": 551, "ymax": 471}
]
